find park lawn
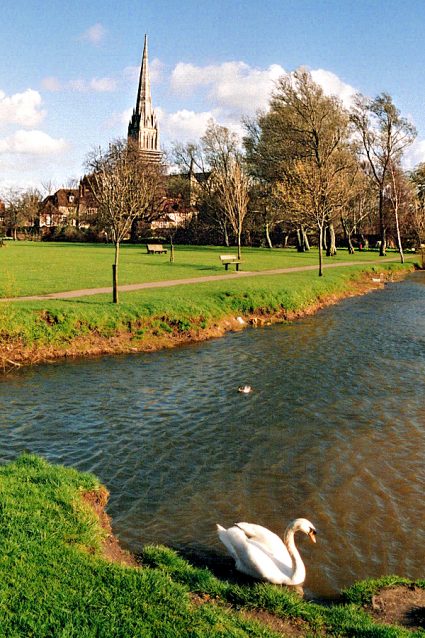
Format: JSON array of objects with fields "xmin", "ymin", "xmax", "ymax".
[
  {"xmin": 0, "ymin": 454, "xmax": 422, "ymax": 637},
  {"xmin": 1, "ymin": 262, "xmax": 415, "ymax": 355},
  {"xmin": 0, "ymin": 241, "xmax": 407, "ymax": 298}
]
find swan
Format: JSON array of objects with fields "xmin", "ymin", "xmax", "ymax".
[{"xmin": 216, "ymin": 517, "xmax": 316, "ymax": 585}]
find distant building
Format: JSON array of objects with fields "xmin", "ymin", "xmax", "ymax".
[
  {"xmin": 39, "ymin": 189, "xmax": 79, "ymax": 230},
  {"xmin": 127, "ymin": 35, "xmax": 162, "ymax": 163}
]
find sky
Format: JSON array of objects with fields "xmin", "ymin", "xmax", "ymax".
[{"xmin": 2, "ymin": 0, "xmax": 425, "ymax": 192}]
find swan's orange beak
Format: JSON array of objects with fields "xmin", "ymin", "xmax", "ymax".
[{"xmin": 308, "ymin": 530, "xmax": 317, "ymax": 543}]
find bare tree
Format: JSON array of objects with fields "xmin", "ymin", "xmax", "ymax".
[
  {"xmin": 350, "ymin": 93, "xmax": 417, "ymax": 256},
  {"xmin": 172, "ymin": 121, "xmax": 250, "ymax": 252},
  {"xmin": 211, "ymin": 156, "xmax": 249, "ymax": 259},
  {"xmin": 409, "ymin": 163, "xmax": 425, "ymax": 267},
  {"xmin": 85, "ymin": 139, "xmax": 165, "ymax": 303}
]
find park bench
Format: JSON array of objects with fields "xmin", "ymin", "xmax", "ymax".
[
  {"xmin": 146, "ymin": 244, "xmax": 167, "ymax": 254},
  {"xmin": 220, "ymin": 254, "xmax": 241, "ymax": 271}
]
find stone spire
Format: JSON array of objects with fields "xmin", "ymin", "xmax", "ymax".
[{"xmin": 128, "ymin": 35, "xmax": 161, "ymax": 161}]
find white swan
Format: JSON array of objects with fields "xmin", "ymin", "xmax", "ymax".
[{"xmin": 216, "ymin": 517, "xmax": 316, "ymax": 585}]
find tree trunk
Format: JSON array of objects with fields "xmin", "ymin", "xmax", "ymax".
[
  {"xmin": 326, "ymin": 223, "xmax": 337, "ymax": 256},
  {"xmin": 113, "ymin": 241, "xmax": 120, "ymax": 304},
  {"xmin": 265, "ymin": 222, "xmax": 273, "ymax": 248},
  {"xmin": 237, "ymin": 230, "xmax": 242, "ymax": 260},
  {"xmin": 394, "ymin": 210, "xmax": 404, "ymax": 264},
  {"xmin": 302, "ymin": 226, "xmax": 310, "ymax": 251},
  {"xmin": 347, "ymin": 234, "xmax": 355, "ymax": 254},
  {"xmin": 318, "ymin": 226, "xmax": 323, "ymax": 276},
  {"xmin": 223, "ymin": 222, "xmax": 229, "ymax": 247},
  {"xmin": 296, "ymin": 227, "xmax": 303, "ymax": 252},
  {"xmin": 378, "ymin": 190, "xmax": 387, "ymax": 256}
]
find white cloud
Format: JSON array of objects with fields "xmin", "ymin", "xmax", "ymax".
[
  {"xmin": 0, "ymin": 89, "xmax": 46, "ymax": 128},
  {"xmin": 80, "ymin": 23, "xmax": 106, "ymax": 46},
  {"xmin": 171, "ymin": 61, "xmax": 285, "ymax": 114},
  {"xmin": 0, "ymin": 130, "xmax": 67, "ymax": 155},
  {"xmin": 310, "ymin": 69, "xmax": 357, "ymax": 108},
  {"xmin": 157, "ymin": 108, "xmax": 216, "ymax": 141}
]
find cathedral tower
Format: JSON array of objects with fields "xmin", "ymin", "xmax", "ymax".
[{"xmin": 128, "ymin": 35, "xmax": 161, "ymax": 161}]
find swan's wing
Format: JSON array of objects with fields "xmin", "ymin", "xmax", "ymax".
[
  {"xmin": 216, "ymin": 524, "xmax": 292, "ymax": 584},
  {"xmin": 235, "ymin": 522, "xmax": 291, "ymax": 564}
]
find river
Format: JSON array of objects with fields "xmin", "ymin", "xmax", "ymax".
[{"xmin": 1, "ymin": 271, "xmax": 425, "ymax": 598}]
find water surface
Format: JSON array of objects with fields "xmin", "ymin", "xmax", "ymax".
[{"xmin": 2, "ymin": 272, "xmax": 425, "ymax": 597}]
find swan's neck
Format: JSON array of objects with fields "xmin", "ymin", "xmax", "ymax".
[{"xmin": 284, "ymin": 528, "xmax": 306, "ymax": 585}]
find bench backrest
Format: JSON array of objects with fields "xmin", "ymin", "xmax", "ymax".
[
  {"xmin": 147, "ymin": 244, "xmax": 164, "ymax": 250},
  {"xmin": 220, "ymin": 254, "xmax": 238, "ymax": 261}
]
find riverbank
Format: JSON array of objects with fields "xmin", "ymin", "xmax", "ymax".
[
  {"xmin": 1, "ymin": 261, "xmax": 415, "ymax": 372},
  {"xmin": 0, "ymin": 454, "xmax": 423, "ymax": 637}
]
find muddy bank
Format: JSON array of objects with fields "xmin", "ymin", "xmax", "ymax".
[{"xmin": 0, "ymin": 273, "xmax": 404, "ymax": 373}]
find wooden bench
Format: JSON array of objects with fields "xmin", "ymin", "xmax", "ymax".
[
  {"xmin": 220, "ymin": 254, "xmax": 241, "ymax": 271},
  {"xmin": 146, "ymin": 244, "xmax": 167, "ymax": 254}
]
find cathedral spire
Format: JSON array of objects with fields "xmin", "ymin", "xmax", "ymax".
[{"xmin": 128, "ymin": 34, "xmax": 161, "ymax": 161}]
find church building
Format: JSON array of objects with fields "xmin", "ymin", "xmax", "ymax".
[{"xmin": 127, "ymin": 35, "xmax": 162, "ymax": 162}]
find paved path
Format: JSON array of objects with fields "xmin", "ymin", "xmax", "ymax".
[{"xmin": 2, "ymin": 257, "xmax": 406, "ymax": 302}]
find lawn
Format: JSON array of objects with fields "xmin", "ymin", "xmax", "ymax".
[
  {"xmin": 0, "ymin": 241, "xmax": 416, "ymax": 368},
  {"xmin": 0, "ymin": 454, "xmax": 422, "ymax": 637},
  {"xmin": 0, "ymin": 241, "xmax": 408, "ymax": 298}
]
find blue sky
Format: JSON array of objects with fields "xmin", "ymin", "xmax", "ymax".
[{"xmin": 2, "ymin": 0, "xmax": 425, "ymax": 191}]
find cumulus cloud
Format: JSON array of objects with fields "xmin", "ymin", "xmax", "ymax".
[
  {"xmin": 171, "ymin": 61, "xmax": 285, "ymax": 114},
  {"xmin": 0, "ymin": 130, "xmax": 67, "ymax": 155},
  {"xmin": 80, "ymin": 23, "xmax": 106, "ymax": 46},
  {"xmin": 310, "ymin": 69, "xmax": 357, "ymax": 108},
  {"xmin": 0, "ymin": 89, "xmax": 46, "ymax": 128},
  {"xmin": 157, "ymin": 107, "xmax": 216, "ymax": 141}
]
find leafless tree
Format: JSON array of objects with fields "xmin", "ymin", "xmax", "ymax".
[
  {"xmin": 85, "ymin": 138, "xmax": 165, "ymax": 303},
  {"xmin": 350, "ymin": 92, "xmax": 417, "ymax": 256}
]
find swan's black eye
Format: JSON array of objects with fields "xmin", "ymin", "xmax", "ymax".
[{"xmin": 310, "ymin": 528, "xmax": 316, "ymax": 535}]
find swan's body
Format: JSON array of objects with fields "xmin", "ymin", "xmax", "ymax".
[{"xmin": 216, "ymin": 518, "xmax": 316, "ymax": 585}]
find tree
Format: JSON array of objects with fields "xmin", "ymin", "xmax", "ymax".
[
  {"xmin": 350, "ymin": 92, "xmax": 417, "ymax": 256},
  {"xmin": 85, "ymin": 139, "xmax": 165, "ymax": 303},
  {"xmin": 409, "ymin": 163, "xmax": 425, "ymax": 267},
  {"xmin": 2, "ymin": 187, "xmax": 41, "ymax": 239},
  {"xmin": 386, "ymin": 163, "xmax": 413, "ymax": 263},
  {"xmin": 172, "ymin": 121, "xmax": 250, "ymax": 254},
  {"xmin": 340, "ymin": 167, "xmax": 375, "ymax": 253},
  {"xmin": 247, "ymin": 68, "xmax": 355, "ymax": 275}
]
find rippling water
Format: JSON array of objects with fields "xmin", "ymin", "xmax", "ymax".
[{"xmin": 1, "ymin": 271, "xmax": 425, "ymax": 597}]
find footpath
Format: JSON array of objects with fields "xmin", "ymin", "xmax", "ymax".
[{"xmin": 3, "ymin": 257, "xmax": 408, "ymax": 302}]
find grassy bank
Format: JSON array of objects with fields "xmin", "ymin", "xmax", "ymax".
[
  {"xmin": 1, "ymin": 246, "xmax": 416, "ymax": 369},
  {"xmin": 0, "ymin": 454, "xmax": 423, "ymax": 637}
]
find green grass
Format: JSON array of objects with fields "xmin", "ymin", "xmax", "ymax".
[
  {"xmin": 0, "ymin": 242, "xmax": 416, "ymax": 359},
  {"xmin": 0, "ymin": 241, "xmax": 412, "ymax": 298},
  {"xmin": 0, "ymin": 260, "xmax": 414, "ymax": 352},
  {"xmin": 0, "ymin": 455, "xmax": 423, "ymax": 637}
]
